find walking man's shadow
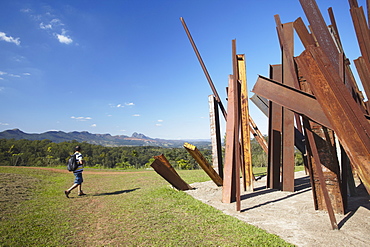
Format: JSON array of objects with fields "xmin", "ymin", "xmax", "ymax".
[{"xmin": 93, "ymin": 188, "xmax": 140, "ymax": 196}]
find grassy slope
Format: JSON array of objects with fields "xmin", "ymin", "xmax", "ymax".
[{"xmin": 0, "ymin": 167, "xmax": 293, "ymax": 246}]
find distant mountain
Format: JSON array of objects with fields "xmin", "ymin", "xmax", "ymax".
[{"xmin": 0, "ymin": 129, "xmax": 211, "ymax": 148}]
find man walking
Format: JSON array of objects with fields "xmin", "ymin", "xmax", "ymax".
[{"xmin": 64, "ymin": 145, "xmax": 86, "ymax": 198}]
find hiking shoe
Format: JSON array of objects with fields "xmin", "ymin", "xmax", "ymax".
[
  {"xmin": 64, "ymin": 190, "xmax": 70, "ymax": 198},
  {"xmin": 78, "ymin": 192, "xmax": 86, "ymax": 196}
]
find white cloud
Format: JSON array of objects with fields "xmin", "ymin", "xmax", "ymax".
[
  {"xmin": 71, "ymin": 116, "xmax": 92, "ymax": 121},
  {"xmin": 56, "ymin": 29, "xmax": 73, "ymax": 44},
  {"xmin": 23, "ymin": 73, "xmax": 31, "ymax": 76},
  {"xmin": 0, "ymin": 32, "xmax": 21, "ymax": 46},
  {"xmin": 125, "ymin": 102, "xmax": 135, "ymax": 106},
  {"xmin": 0, "ymin": 71, "xmax": 7, "ymax": 75},
  {"xmin": 0, "ymin": 122, "xmax": 9, "ymax": 125},
  {"xmin": 156, "ymin": 124, "xmax": 162, "ymax": 127},
  {"xmin": 158, "ymin": 119, "xmax": 163, "ymax": 122},
  {"xmin": 133, "ymin": 114, "xmax": 140, "ymax": 117},
  {"xmin": 8, "ymin": 73, "xmax": 20, "ymax": 78},
  {"xmin": 0, "ymin": 78, "xmax": 4, "ymax": 80},
  {"xmin": 40, "ymin": 22, "xmax": 52, "ymax": 30},
  {"xmin": 116, "ymin": 104, "xmax": 124, "ymax": 108},
  {"xmin": 91, "ymin": 124, "xmax": 97, "ymax": 127}
]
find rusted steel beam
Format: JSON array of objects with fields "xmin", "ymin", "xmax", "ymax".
[
  {"xmin": 151, "ymin": 154, "xmax": 192, "ymax": 191},
  {"xmin": 354, "ymin": 57, "xmax": 370, "ymax": 102},
  {"xmin": 208, "ymin": 95, "xmax": 223, "ymax": 179},
  {"xmin": 310, "ymin": 125, "xmax": 344, "ymax": 214},
  {"xmin": 252, "ymin": 75, "xmax": 332, "ymax": 128},
  {"xmin": 294, "ymin": 17, "xmax": 316, "ymax": 48},
  {"xmin": 180, "ymin": 17, "xmax": 227, "ymax": 119},
  {"xmin": 232, "ymin": 40, "xmax": 241, "ymax": 211},
  {"xmin": 299, "ymin": 0, "xmax": 340, "ymax": 71},
  {"xmin": 295, "ymin": 46, "xmax": 370, "ymax": 194},
  {"xmin": 238, "ymin": 54, "xmax": 253, "ymax": 192},
  {"xmin": 279, "ymin": 21, "xmax": 296, "ymax": 192},
  {"xmin": 184, "ymin": 142, "xmax": 223, "ymax": 186},
  {"xmin": 222, "ymin": 75, "xmax": 237, "ymax": 203},
  {"xmin": 267, "ymin": 64, "xmax": 283, "ymax": 189},
  {"xmin": 303, "ymin": 118, "xmax": 339, "ymax": 230},
  {"xmin": 350, "ymin": 4, "xmax": 370, "ymax": 63},
  {"xmin": 328, "ymin": 7, "xmax": 342, "ymax": 50},
  {"xmin": 248, "ymin": 115, "xmax": 268, "ymax": 154}
]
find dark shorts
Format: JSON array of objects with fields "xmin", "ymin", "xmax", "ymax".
[{"xmin": 74, "ymin": 172, "xmax": 83, "ymax": 185}]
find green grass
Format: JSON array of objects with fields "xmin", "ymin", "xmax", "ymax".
[{"xmin": 0, "ymin": 166, "xmax": 293, "ymax": 246}]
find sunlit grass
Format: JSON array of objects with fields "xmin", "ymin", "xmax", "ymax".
[{"xmin": 0, "ymin": 166, "xmax": 293, "ymax": 246}]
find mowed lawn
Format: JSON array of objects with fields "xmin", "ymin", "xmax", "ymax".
[{"xmin": 0, "ymin": 166, "xmax": 293, "ymax": 246}]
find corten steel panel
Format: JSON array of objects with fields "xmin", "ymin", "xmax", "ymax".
[
  {"xmin": 238, "ymin": 54, "xmax": 253, "ymax": 192},
  {"xmin": 232, "ymin": 40, "xmax": 241, "ymax": 211},
  {"xmin": 304, "ymin": 118, "xmax": 338, "ymax": 230},
  {"xmin": 280, "ymin": 21, "xmax": 295, "ymax": 192},
  {"xmin": 328, "ymin": 7, "xmax": 342, "ymax": 50},
  {"xmin": 299, "ymin": 0, "xmax": 340, "ymax": 72},
  {"xmin": 151, "ymin": 155, "xmax": 192, "ymax": 191},
  {"xmin": 208, "ymin": 95, "xmax": 224, "ymax": 179},
  {"xmin": 252, "ymin": 76, "xmax": 332, "ymax": 128},
  {"xmin": 310, "ymin": 125, "xmax": 344, "ymax": 214},
  {"xmin": 294, "ymin": 17, "xmax": 316, "ymax": 48},
  {"xmin": 350, "ymin": 6, "xmax": 370, "ymax": 64},
  {"xmin": 267, "ymin": 64, "xmax": 283, "ymax": 189},
  {"xmin": 300, "ymin": 0, "xmax": 365, "ymax": 109},
  {"xmin": 295, "ymin": 46, "xmax": 370, "ymax": 194},
  {"xmin": 354, "ymin": 57, "xmax": 370, "ymax": 102},
  {"xmin": 222, "ymin": 75, "xmax": 237, "ymax": 203},
  {"xmin": 184, "ymin": 142, "xmax": 223, "ymax": 186},
  {"xmin": 180, "ymin": 17, "xmax": 227, "ymax": 120}
]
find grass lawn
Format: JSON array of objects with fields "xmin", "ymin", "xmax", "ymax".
[{"xmin": 0, "ymin": 166, "xmax": 294, "ymax": 246}]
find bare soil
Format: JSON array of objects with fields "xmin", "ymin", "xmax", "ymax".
[{"xmin": 185, "ymin": 171, "xmax": 370, "ymax": 247}]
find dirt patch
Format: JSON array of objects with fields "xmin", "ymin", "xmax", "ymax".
[
  {"xmin": 0, "ymin": 173, "xmax": 40, "ymax": 220},
  {"xmin": 185, "ymin": 171, "xmax": 370, "ymax": 247}
]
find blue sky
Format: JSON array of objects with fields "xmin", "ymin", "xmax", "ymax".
[{"xmin": 0, "ymin": 0, "xmax": 366, "ymax": 139}]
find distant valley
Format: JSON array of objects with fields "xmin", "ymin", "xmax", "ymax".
[{"xmin": 0, "ymin": 129, "xmax": 211, "ymax": 148}]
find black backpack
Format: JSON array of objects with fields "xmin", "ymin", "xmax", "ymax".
[{"xmin": 67, "ymin": 154, "xmax": 79, "ymax": 171}]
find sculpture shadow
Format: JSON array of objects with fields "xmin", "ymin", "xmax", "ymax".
[
  {"xmin": 93, "ymin": 187, "xmax": 140, "ymax": 196},
  {"xmin": 240, "ymin": 175, "xmax": 312, "ymax": 212},
  {"xmin": 338, "ymin": 183, "xmax": 370, "ymax": 229}
]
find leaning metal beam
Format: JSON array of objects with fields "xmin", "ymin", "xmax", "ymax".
[
  {"xmin": 252, "ymin": 75, "xmax": 332, "ymax": 128},
  {"xmin": 151, "ymin": 154, "xmax": 192, "ymax": 191},
  {"xmin": 180, "ymin": 17, "xmax": 227, "ymax": 119},
  {"xmin": 295, "ymin": 46, "xmax": 370, "ymax": 194},
  {"xmin": 184, "ymin": 142, "xmax": 223, "ymax": 187},
  {"xmin": 222, "ymin": 75, "xmax": 237, "ymax": 203},
  {"xmin": 238, "ymin": 54, "xmax": 253, "ymax": 192}
]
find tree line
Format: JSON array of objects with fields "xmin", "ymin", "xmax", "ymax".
[{"xmin": 0, "ymin": 138, "xmax": 303, "ymax": 170}]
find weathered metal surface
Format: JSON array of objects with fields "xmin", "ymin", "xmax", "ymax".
[
  {"xmin": 354, "ymin": 57, "xmax": 370, "ymax": 101},
  {"xmin": 299, "ymin": 0, "xmax": 340, "ymax": 72},
  {"xmin": 232, "ymin": 40, "xmax": 241, "ymax": 211},
  {"xmin": 267, "ymin": 64, "xmax": 283, "ymax": 189},
  {"xmin": 222, "ymin": 75, "xmax": 237, "ymax": 203},
  {"xmin": 303, "ymin": 118, "xmax": 339, "ymax": 230},
  {"xmin": 310, "ymin": 125, "xmax": 344, "ymax": 214},
  {"xmin": 184, "ymin": 142, "xmax": 223, "ymax": 186},
  {"xmin": 295, "ymin": 46, "xmax": 370, "ymax": 194},
  {"xmin": 180, "ymin": 17, "xmax": 227, "ymax": 119},
  {"xmin": 238, "ymin": 54, "xmax": 253, "ymax": 192},
  {"xmin": 280, "ymin": 21, "xmax": 295, "ymax": 192},
  {"xmin": 208, "ymin": 95, "xmax": 223, "ymax": 178},
  {"xmin": 151, "ymin": 154, "xmax": 192, "ymax": 191},
  {"xmin": 252, "ymin": 75, "xmax": 332, "ymax": 128}
]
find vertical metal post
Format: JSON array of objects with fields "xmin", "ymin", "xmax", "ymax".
[{"xmin": 208, "ymin": 95, "xmax": 223, "ymax": 178}]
